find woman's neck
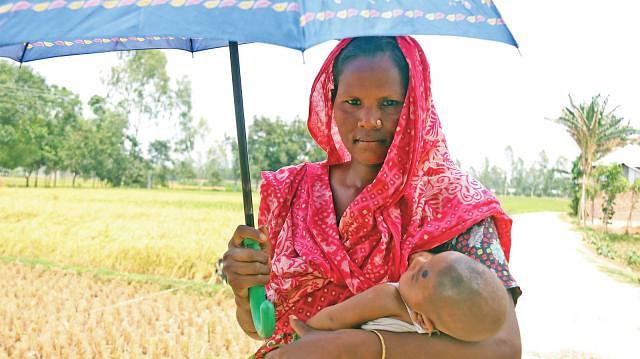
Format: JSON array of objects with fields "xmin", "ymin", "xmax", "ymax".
[{"xmin": 344, "ymin": 161, "xmax": 382, "ymax": 190}]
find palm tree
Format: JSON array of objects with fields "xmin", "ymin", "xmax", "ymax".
[{"xmin": 550, "ymin": 95, "xmax": 637, "ymax": 225}]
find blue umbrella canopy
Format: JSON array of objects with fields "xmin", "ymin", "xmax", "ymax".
[{"xmin": 0, "ymin": 0, "xmax": 516, "ymax": 62}]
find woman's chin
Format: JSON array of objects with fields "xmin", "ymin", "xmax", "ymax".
[{"xmin": 350, "ymin": 148, "xmax": 389, "ymax": 166}]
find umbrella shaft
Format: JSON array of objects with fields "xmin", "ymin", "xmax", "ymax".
[{"xmin": 229, "ymin": 41, "xmax": 254, "ymax": 227}]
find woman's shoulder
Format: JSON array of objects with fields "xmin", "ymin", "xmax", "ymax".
[
  {"xmin": 260, "ymin": 161, "xmax": 326, "ymax": 196},
  {"xmin": 258, "ymin": 161, "xmax": 326, "ymax": 226},
  {"xmin": 261, "ymin": 161, "xmax": 325, "ymax": 184}
]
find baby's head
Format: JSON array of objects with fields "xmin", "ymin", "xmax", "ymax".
[{"xmin": 398, "ymin": 251, "xmax": 509, "ymax": 342}]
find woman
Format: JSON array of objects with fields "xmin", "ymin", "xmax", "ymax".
[{"xmin": 223, "ymin": 36, "xmax": 521, "ymax": 358}]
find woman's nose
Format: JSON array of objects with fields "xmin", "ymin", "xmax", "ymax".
[{"xmin": 357, "ymin": 106, "xmax": 381, "ymax": 128}]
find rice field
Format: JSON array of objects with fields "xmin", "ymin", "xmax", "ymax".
[
  {"xmin": 0, "ymin": 262, "xmax": 259, "ymax": 358},
  {"xmin": 0, "ymin": 187, "xmax": 250, "ymax": 280}
]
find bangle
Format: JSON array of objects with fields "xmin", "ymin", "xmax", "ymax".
[{"xmin": 369, "ymin": 329, "xmax": 386, "ymax": 359}]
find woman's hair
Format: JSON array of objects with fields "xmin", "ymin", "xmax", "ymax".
[{"xmin": 331, "ymin": 36, "xmax": 410, "ymax": 103}]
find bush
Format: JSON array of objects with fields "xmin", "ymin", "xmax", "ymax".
[{"xmin": 626, "ymin": 251, "xmax": 640, "ymax": 267}]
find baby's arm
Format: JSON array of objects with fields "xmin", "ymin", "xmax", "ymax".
[{"xmin": 306, "ymin": 283, "xmax": 407, "ymax": 330}]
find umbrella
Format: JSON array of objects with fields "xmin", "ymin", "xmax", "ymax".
[{"xmin": 0, "ymin": 0, "xmax": 517, "ymax": 228}]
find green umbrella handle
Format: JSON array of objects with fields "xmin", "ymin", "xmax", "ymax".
[{"xmin": 242, "ymin": 238, "xmax": 275, "ymax": 338}]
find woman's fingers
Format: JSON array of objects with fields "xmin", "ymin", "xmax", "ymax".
[
  {"xmin": 227, "ymin": 273, "xmax": 271, "ymax": 298},
  {"xmin": 224, "ymin": 254, "xmax": 271, "ymax": 275},
  {"xmin": 229, "ymin": 225, "xmax": 262, "ymax": 248},
  {"xmin": 222, "ymin": 224, "xmax": 273, "ymax": 298},
  {"xmin": 223, "ymin": 245, "xmax": 269, "ymax": 265},
  {"xmin": 227, "ymin": 225, "xmax": 271, "ymax": 260}
]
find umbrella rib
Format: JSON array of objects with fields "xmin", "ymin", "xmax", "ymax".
[{"xmin": 18, "ymin": 42, "xmax": 29, "ymax": 66}]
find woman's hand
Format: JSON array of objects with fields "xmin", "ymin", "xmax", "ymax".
[
  {"xmin": 265, "ymin": 316, "xmax": 380, "ymax": 359},
  {"xmin": 222, "ymin": 225, "xmax": 271, "ymax": 337}
]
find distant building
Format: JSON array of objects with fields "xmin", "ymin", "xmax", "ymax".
[{"xmin": 594, "ymin": 144, "xmax": 640, "ymax": 184}]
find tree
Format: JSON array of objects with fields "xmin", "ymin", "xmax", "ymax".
[
  {"xmin": 204, "ymin": 140, "xmax": 230, "ymax": 186},
  {"xmin": 148, "ymin": 140, "xmax": 173, "ymax": 187},
  {"xmin": 224, "ymin": 134, "xmax": 241, "ymax": 185},
  {"xmin": 626, "ymin": 179, "xmax": 640, "ymax": 234},
  {"xmin": 248, "ymin": 116, "xmax": 326, "ymax": 189},
  {"xmin": 550, "ymin": 156, "xmax": 572, "ymax": 197},
  {"xmin": 0, "ymin": 62, "xmax": 51, "ymax": 186},
  {"xmin": 173, "ymin": 158, "xmax": 197, "ymax": 183},
  {"xmin": 42, "ymin": 85, "xmax": 82, "ymax": 186},
  {"xmin": 593, "ymin": 165, "xmax": 628, "ymax": 233},
  {"xmin": 106, "ymin": 50, "xmax": 171, "ymax": 138},
  {"xmin": 549, "ymin": 95, "xmax": 637, "ymax": 224},
  {"xmin": 87, "ymin": 95, "xmax": 132, "ymax": 187},
  {"xmin": 61, "ymin": 117, "xmax": 96, "ymax": 186},
  {"xmin": 509, "ymin": 157, "xmax": 527, "ymax": 196},
  {"xmin": 172, "ymin": 76, "xmax": 196, "ymax": 156},
  {"xmin": 535, "ymin": 151, "xmax": 554, "ymax": 196},
  {"xmin": 569, "ymin": 157, "xmax": 582, "ymax": 216},
  {"xmin": 476, "ymin": 157, "xmax": 507, "ymax": 194}
]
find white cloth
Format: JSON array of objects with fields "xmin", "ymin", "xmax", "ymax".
[{"xmin": 360, "ymin": 282, "xmax": 427, "ymax": 333}]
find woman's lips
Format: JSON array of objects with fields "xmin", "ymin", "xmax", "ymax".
[{"xmin": 355, "ymin": 138, "xmax": 383, "ymax": 143}]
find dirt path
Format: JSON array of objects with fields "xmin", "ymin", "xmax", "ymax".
[{"xmin": 510, "ymin": 212, "xmax": 640, "ymax": 359}]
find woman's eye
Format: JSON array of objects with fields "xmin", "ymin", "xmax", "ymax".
[
  {"xmin": 345, "ymin": 99, "xmax": 361, "ymax": 106},
  {"xmin": 381, "ymin": 99, "xmax": 401, "ymax": 107}
]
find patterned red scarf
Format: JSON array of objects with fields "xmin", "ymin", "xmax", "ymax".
[{"xmin": 256, "ymin": 36, "xmax": 511, "ymax": 352}]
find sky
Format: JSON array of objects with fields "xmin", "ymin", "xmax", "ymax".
[{"xmin": 6, "ymin": 0, "xmax": 640, "ymax": 171}]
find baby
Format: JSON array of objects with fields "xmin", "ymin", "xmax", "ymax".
[{"xmin": 306, "ymin": 251, "xmax": 510, "ymax": 342}]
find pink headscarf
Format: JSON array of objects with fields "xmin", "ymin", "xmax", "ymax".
[{"xmin": 257, "ymin": 36, "xmax": 511, "ymax": 350}]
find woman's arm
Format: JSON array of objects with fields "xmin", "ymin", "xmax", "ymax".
[
  {"xmin": 266, "ymin": 301, "xmax": 520, "ymax": 359},
  {"xmin": 222, "ymin": 225, "xmax": 272, "ymax": 340},
  {"xmin": 379, "ymin": 296, "xmax": 521, "ymax": 359}
]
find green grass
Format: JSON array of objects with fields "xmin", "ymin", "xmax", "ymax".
[
  {"xmin": 0, "ymin": 254, "xmax": 231, "ymax": 297},
  {"xmin": 497, "ymin": 196, "xmax": 570, "ymax": 215},
  {"xmin": 578, "ymin": 226, "xmax": 640, "ymax": 284},
  {"xmin": 0, "ymin": 188, "xmax": 569, "ymax": 283},
  {"xmin": 0, "ymin": 187, "xmax": 256, "ymax": 281}
]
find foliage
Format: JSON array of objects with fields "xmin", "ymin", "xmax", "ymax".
[
  {"xmin": 224, "ymin": 134, "xmax": 241, "ymax": 185},
  {"xmin": 593, "ymin": 164, "xmax": 628, "ymax": 232},
  {"xmin": 173, "ymin": 159, "xmax": 198, "ymax": 182},
  {"xmin": 172, "ymin": 76, "xmax": 196, "ymax": 156},
  {"xmin": 581, "ymin": 227, "xmax": 640, "ymax": 278},
  {"xmin": 202, "ymin": 140, "xmax": 229, "ymax": 186},
  {"xmin": 0, "ymin": 62, "xmax": 82, "ymax": 186},
  {"xmin": 474, "ymin": 158, "xmax": 506, "ymax": 194},
  {"xmin": 248, "ymin": 115, "xmax": 325, "ymax": 188},
  {"xmin": 549, "ymin": 95, "xmax": 637, "ymax": 224},
  {"xmin": 627, "ymin": 179, "xmax": 640, "ymax": 234},
  {"xmin": 148, "ymin": 140, "xmax": 172, "ymax": 187},
  {"xmin": 106, "ymin": 50, "xmax": 171, "ymax": 138},
  {"xmin": 569, "ymin": 156, "xmax": 582, "ymax": 216},
  {"xmin": 497, "ymin": 147, "xmax": 571, "ymax": 198}
]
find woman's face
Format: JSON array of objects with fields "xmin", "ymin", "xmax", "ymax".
[{"xmin": 333, "ymin": 54, "xmax": 407, "ymax": 166}]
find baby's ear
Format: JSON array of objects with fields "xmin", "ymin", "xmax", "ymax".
[{"xmin": 416, "ymin": 312, "xmax": 436, "ymax": 333}]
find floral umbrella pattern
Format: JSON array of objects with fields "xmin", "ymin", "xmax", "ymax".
[{"xmin": 0, "ymin": 0, "xmax": 516, "ymax": 62}]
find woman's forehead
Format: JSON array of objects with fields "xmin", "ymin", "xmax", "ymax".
[{"xmin": 336, "ymin": 56, "xmax": 405, "ymax": 91}]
